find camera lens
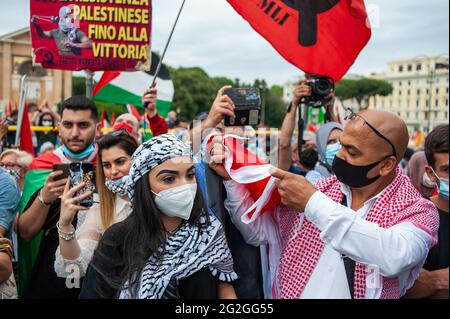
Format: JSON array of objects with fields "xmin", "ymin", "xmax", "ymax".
[{"xmin": 314, "ymin": 78, "xmax": 333, "ymax": 96}]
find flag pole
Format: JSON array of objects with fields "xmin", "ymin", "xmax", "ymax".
[
  {"xmin": 15, "ymin": 75, "xmax": 28, "ymax": 147},
  {"xmin": 142, "ymin": 0, "xmax": 186, "ymax": 142},
  {"xmin": 150, "ymin": 0, "xmax": 187, "ymax": 88}
]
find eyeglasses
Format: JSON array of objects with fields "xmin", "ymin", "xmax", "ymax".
[
  {"xmin": 0, "ymin": 162, "xmax": 23, "ymax": 170},
  {"xmin": 344, "ymin": 108, "xmax": 397, "ymax": 159}
]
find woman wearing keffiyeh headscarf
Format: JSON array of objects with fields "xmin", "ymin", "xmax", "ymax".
[{"xmin": 80, "ymin": 134, "xmax": 237, "ymax": 299}]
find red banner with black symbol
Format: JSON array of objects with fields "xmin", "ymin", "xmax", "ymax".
[
  {"xmin": 30, "ymin": 0, "xmax": 152, "ymax": 72},
  {"xmin": 227, "ymin": 0, "xmax": 372, "ymax": 81}
]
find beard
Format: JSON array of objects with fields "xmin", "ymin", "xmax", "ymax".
[{"xmin": 60, "ymin": 137, "xmax": 91, "ymax": 153}]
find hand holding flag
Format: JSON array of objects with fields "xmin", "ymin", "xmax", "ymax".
[
  {"xmin": 142, "ymin": 83, "xmax": 158, "ymax": 117},
  {"xmin": 208, "ymin": 135, "xmax": 232, "ymax": 181},
  {"xmin": 207, "ymin": 133, "xmax": 281, "ymax": 224}
]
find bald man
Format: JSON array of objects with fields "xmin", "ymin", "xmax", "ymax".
[{"xmin": 211, "ymin": 109, "xmax": 439, "ymax": 299}]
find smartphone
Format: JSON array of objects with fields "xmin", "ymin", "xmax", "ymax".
[
  {"xmin": 224, "ymin": 88, "xmax": 261, "ymax": 127},
  {"xmin": 69, "ymin": 162, "xmax": 95, "ymax": 208},
  {"xmin": 52, "ymin": 164, "xmax": 70, "ymax": 181}
]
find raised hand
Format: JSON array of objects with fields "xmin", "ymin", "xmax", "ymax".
[
  {"xmin": 208, "ymin": 135, "xmax": 232, "ymax": 181},
  {"xmin": 59, "ymin": 180, "xmax": 92, "ymax": 227},
  {"xmin": 203, "ymin": 86, "xmax": 235, "ymax": 129},
  {"xmin": 142, "ymin": 83, "xmax": 158, "ymax": 117}
]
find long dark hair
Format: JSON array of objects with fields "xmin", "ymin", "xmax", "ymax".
[
  {"xmin": 93, "ymin": 171, "xmax": 209, "ymax": 298},
  {"xmin": 38, "ymin": 112, "xmax": 55, "ymax": 127}
]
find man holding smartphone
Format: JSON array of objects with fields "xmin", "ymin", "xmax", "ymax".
[{"xmin": 17, "ymin": 95, "xmax": 98, "ymax": 299}]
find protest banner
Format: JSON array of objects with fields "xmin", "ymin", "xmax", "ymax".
[{"xmin": 30, "ymin": 0, "xmax": 152, "ymax": 71}]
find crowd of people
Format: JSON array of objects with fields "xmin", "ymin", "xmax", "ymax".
[{"xmin": 0, "ymin": 80, "xmax": 448, "ymax": 300}]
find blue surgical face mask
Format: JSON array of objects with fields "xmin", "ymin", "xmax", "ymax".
[
  {"xmin": 438, "ymin": 178, "xmax": 449, "ymax": 201},
  {"xmin": 62, "ymin": 144, "xmax": 95, "ymax": 160},
  {"xmin": 431, "ymin": 168, "xmax": 449, "ymax": 201},
  {"xmin": 326, "ymin": 143, "xmax": 341, "ymax": 167}
]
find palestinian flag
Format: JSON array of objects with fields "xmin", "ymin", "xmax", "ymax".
[
  {"xmin": 99, "ymin": 108, "xmax": 111, "ymax": 133},
  {"xmin": 126, "ymin": 104, "xmax": 142, "ymax": 121},
  {"xmin": 17, "ymin": 152, "xmax": 62, "ymax": 297},
  {"xmin": 92, "ymin": 52, "xmax": 174, "ymax": 118}
]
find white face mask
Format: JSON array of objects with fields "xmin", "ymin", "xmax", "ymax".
[
  {"xmin": 152, "ymin": 184, "xmax": 197, "ymax": 220},
  {"xmin": 422, "ymin": 172, "xmax": 437, "ymax": 188},
  {"xmin": 42, "ymin": 120, "xmax": 53, "ymax": 127}
]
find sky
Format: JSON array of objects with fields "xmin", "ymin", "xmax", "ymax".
[{"xmin": 0, "ymin": 0, "xmax": 448, "ymax": 86}]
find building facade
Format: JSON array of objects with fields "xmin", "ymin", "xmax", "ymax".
[
  {"xmin": 369, "ymin": 56, "xmax": 449, "ymax": 134},
  {"xmin": 0, "ymin": 27, "xmax": 72, "ymax": 111}
]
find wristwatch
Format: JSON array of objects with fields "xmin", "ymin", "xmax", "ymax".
[{"xmin": 37, "ymin": 190, "xmax": 52, "ymax": 206}]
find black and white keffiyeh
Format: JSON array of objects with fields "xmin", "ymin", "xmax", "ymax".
[
  {"xmin": 119, "ymin": 214, "xmax": 237, "ymax": 299},
  {"xmin": 126, "ymin": 134, "xmax": 192, "ymax": 205},
  {"xmin": 105, "ymin": 176, "xmax": 129, "ymax": 197}
]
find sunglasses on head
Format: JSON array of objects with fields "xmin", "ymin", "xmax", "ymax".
[
  {"xmin": 344, "ymin": 108, "xmax": 397, "ymax": 159},
  {"xmin": 97, "ymin": 128, "xmax": 131, "ymax": 142}
]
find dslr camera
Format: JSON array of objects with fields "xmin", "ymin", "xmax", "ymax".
[
  {"xmin": 302, "ymin": 75, "xmax": 335, "ymax": 108},
  {"xmin": 224, "ymin": 88, "xmax": 261, "ymax": 127}
]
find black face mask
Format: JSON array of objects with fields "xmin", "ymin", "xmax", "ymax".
[{"xmin": 332, "ymin": 156, "xmax": 384, "ymax": 188}]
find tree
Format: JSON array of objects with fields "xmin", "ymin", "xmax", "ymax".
[
  {"xmin": 264, "ymin": 90, "xmax": 286, "ymax": 128},
  {"xmin": 170, "ymin": 67, "xmax": 218, "ymax": 121},
  {"xmin": 335, "ymin": 78, "xmax": 393, "ymax": 110},
  {"xmin": 169, "ymin": 67, "xmax": 240, "ymax": 121},
  {"xmin": 212, "ymin": 76, "xmax": 236, "ymax": 88},
  {"xmin": 270, "ymin": 85, "xmax": 284, "ymax": 97},
  {"xmin": 72, "ymin": 76, "xmax": 86, "ymax": 96}
]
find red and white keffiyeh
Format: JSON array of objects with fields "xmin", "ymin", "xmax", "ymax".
[{"xmin": 275, "ymin": 167, "xmax": 440, "ymax": 299}]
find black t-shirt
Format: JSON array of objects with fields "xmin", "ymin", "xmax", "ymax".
[
  {"xmin": 424, "ymin": 208, "xmax": 449, "ymax": 271},
  {"xmin": 79, "ymin": 221, "xmax": 223, "ymax": 299},
  {"xmin": 23, "ymin": 190, "xmax": 82, "ymax": 299}
]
